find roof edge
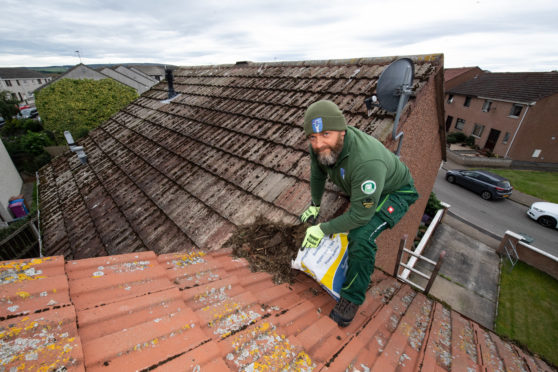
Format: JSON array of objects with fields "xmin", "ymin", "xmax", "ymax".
[{"xmin": 177, "ymin": 53, "xmax": 444, "ymax": 69}]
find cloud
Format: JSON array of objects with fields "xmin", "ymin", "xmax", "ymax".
[{"xmin": 0, "ymin": 0, "xmax": 557, "ymax": 71}]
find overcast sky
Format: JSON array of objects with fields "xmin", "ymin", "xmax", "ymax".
[{"xmin": 1, "ymin": 0, "xmax": 557, "ymax": 72}]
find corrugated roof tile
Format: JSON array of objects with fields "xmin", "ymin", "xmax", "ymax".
[{"xmin": 1, "ymin": 248, "xmax": 555, "ymax": 370}]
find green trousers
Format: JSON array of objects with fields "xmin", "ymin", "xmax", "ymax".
[{"xmin": 340, "ymin": 183, "xmax": 419, "ymax": 305}]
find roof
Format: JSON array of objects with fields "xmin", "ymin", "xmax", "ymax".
[
  {"xmin": 448, "ymin": 72, "xmax": 558, "ymax": 103},
  {"xmin": 38, "ymin": 55, "xmax": 443, "ymax": 260},
  {"xmin": 443, "ymin": 67, "xmax": 481, "ymax": 82},
  {"xmin": 0, "ymin": 67, "xmax": 48, "ymax": 79},
  {"xmin": 1, "ymin": 251, "xmax": 554, "ymax": 371}
]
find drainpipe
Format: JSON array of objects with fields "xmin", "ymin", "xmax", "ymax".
[{"xmin": 504, "ymin": 103, "xmax": 532, "ymax": 159}]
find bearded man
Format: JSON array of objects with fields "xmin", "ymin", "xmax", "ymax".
[{"xmin": 300, "ymin": 100, "xmax": 419, "ymax": 327}]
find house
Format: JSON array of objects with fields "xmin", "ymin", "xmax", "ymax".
[
  {"xmin": 2, "ymin": 54, "xmax": 555, "ymax": 371},
  {"xmin": 444, "ymin": 66, "xmax": 484, "ymax": 91},
  {"xmin": 37, "ymin": 54, "xmax": 447, "ymax": 272},
  {"xmin": 445, "ymin": 72, "xmax": 558, "ymax": 164},
  {"xmin": 0, "ymin": 67, "xmax": 52, "ymax": 105},
  {"xmin": 99, "ymin": 65, "xmax": 158, "ymax": 94},
  {"xmin": 38, "ymin": 63, "xmax": 159, "ymax": 95},
  {"xmin": 128, "ymin": 64, "xmax": 167, "ymax": 82},
  {"xmin": 0, "ymin": 138, "xmax": 23, "ymax": 224}
]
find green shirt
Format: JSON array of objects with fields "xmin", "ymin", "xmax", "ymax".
[{"xmin": 310, "ymin": 126, "xmax": 413, "ymax": 235}]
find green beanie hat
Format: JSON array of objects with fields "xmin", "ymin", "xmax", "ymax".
[{"xmin": 303, "ymin": 100, "xmax": 347, "ymax": 136}]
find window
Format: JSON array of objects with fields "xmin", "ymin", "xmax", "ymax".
[
  {"xmin": 482, "ymin": 100, "xmax": 492, "ymax": 112},
  {"xmin": 37, "ymin": 79, "xmax": 42, "ymax": 84},
  {"xmin": 472, "ymin": 124, "xmax": 485, "ymax": 137},
  {"xmin": 502, "ymin": 132, "xmax": 510, "ymax": 144},
  {"xmin": 464, "ymin": 96, "xmax": 472, "ymax": 107},
  {"xmin": 510, "ymin": 104, "xmax": 522, "ymax": 117},
  {"xmin": 16, "ymin": 80, "xmax": 20, "ymax": 86},
  {"xmin": 455, "ymin": 118, "xmax": 465, "ymax": 130},
  {"xmin": 18, "ymin": 92, "xmax": 23, "ymax": 101},
  {"xmin": 447, "ymin": 94, "xmax": 454, "ymax": 103},
  {"xmin": 5, "ymin": 80, "xmax": 12, "ymax": 87}
]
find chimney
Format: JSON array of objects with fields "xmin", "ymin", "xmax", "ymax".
[{"xmin": 165, "ymin": 68, "xmax": 177, "ymax": 99}]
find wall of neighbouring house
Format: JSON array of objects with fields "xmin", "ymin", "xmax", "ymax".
[
  {"xmin": 1, "ymin": 77, "xmax": 51, "ymax": 105},
  {"xmin": 445, "ymin": 95, "xmax": 525, "ymax": 157},
  {"xmin": 506, "ymin": 94, "xmax": 558, "ymax": 163},
  {"xmin": 374, "ymin": 66, "xmax": 445, "ymax": 274},
  {"xmin": 0, "ymin": 138, "xmax": 23, "ymax": 222}
]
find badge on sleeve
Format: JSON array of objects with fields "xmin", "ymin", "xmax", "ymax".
[
  {"xmin": 361, "ymin": 180, "xmax": 376, "ymax": 195},
  {"xmin": 362, "ymin": 198, "xmax": 374, "ymax": 208},
  {"xmin": 387, "ymin": 206, "xmax": 394, "ymax": 214}
]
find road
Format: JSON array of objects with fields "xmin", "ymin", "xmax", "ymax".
[{"xmin": 433, "ymin": 168, "xmax": 558, "ymax": 257}]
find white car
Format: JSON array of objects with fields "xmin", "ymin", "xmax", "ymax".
[{"xmin": 527, "ymin": 202, "xmax": 558, "ymax": 229}]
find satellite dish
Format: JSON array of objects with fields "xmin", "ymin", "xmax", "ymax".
[
  {"xmin": 375, "ymin": 58, "xmax": 414, "ymax": 113},
  {"xmin": 365, "ymin": 58, "xmax": 415, "ymax": 156}
]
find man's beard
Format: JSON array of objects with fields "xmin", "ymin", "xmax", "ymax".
[{"xmin": 315, "ymin": 135, "xmax": 344, "ymax": 166}]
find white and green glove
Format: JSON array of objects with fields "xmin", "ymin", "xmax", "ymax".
[
  {"xmin": 300, "ymin": 204, "xmax": 320, "ymax": 224},
  {"xmin": 302, "ymin": 224, "xmax": 325, "ymax": 249}
]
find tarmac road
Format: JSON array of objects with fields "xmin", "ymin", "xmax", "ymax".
[{"xmin": 433, "ymin": 166, "xmax": 558, "ymax": 257}]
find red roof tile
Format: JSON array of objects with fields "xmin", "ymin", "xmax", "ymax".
[{"xmin": 3, "ymin": 250, "xmax": 556, "ymax": 371}]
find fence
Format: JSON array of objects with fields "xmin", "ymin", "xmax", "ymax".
[
  {"xmin": 0, "ymin": 217, "xmax": 41, "ymax": 260},
  {"xmin": 498, "ymin": 231, "xmax": 558, "ymax": 280}
]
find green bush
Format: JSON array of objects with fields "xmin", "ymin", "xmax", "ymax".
[
  {"xmin": 425, "ymin": 192, "xmax": 443, "ymax": 217},
  {"xmin": 35, "ymin": 78, "xmax": 137, "ymax": 141},
  {"xmin": 465, "ymin": 135, "xmax": 476, "ymax": 147},
  {"xmin": 446, "ymin": 132, "xmax": 466, "ymax": 144},
  {"xmin": 1, "ymin": 118, "xmax": 44, "ymax": 137}
]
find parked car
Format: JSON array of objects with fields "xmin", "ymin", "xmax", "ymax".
[
  {"xmin": 527, "ymin": 202, "xmax": 558, "ymax": 229},
  {"xmin": 17, "ymin": 107, "xmax": 38, "ymax": 119},
  {"xmin": 445, "ymin": 169, "xmax": 513, "ymax": 200}
]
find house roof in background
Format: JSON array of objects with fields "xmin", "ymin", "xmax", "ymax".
[
  {"xmin": 1, "ymin": 251, "xmax": 554, "ymax": 371},
  {"xmin": 448, "ymin": 72, "xmax": 558, "ymax": 103},
  {"xmin": 38, "ymin": 54, "xmax": 443, "ymax": 260},
  {"xmin": 443, "ymin": 67, "xmax": 482, "ymax": 82},
  {"xmin": 0, "ymin": 67, "xmax": 48, "ymax": 79}
]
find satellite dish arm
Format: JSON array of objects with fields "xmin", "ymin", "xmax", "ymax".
[{"xmin": 392, "ymin": 65, "xmax": 413, "ymax": 156}]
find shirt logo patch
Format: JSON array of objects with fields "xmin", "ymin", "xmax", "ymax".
[
  {"xmin": 361, "ymin": 180, "xmax": 376, "ymax": 195},
  {"xmin": 340, "ymin": 168, "xmax": 345, "ymax": 180},
  {"xmin": 311, "ymin": 117, "xmax": 323, "ymax": 133},
  {"xmin": 387, "ymin": 206, "xmax": 394, "ymax": 214}
]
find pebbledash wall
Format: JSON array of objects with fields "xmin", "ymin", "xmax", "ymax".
[
  {"xmin": 373, "ymin": 64, "xmax": 445, "ymax": 274},
  {"xmin": 445, "ymin": 93, "xmax": 558, "ymax": 164}
]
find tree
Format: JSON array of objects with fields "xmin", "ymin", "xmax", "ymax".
[
  {"xmin": 35, "ymin": 78, "xmax": 137, "ymax": 141},
  {"xmin": 0, "ymin": 90, "xmax": 20, "ymax": 119}
]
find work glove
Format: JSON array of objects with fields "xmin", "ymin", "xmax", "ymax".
[
  {"xmin": 300, "ymin": 204, "xmax": 320, "ymax": 224},
  {"xmin": 302, "ymin": 224, "xmax": 325, "ymax": 249}
]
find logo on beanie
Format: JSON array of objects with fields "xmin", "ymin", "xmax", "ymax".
[{"xmin": 311, "ymin": 117, "xmax": 323, "ymax": 133}]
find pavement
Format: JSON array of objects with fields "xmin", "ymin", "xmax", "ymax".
[{"xmin": 411, "ymin": 213, "xmax": 500, "ymax": 330}]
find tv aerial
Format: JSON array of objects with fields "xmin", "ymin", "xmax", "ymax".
[{"xmin": 365, "ymin": 58, "xmax": 415, "ymax": 156}]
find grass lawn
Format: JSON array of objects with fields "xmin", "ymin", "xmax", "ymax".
[
  {"xmin": 484, "ymin": 169, "xmax": 558, "ymax": 203},
  {"xmin": 496, "ymin": 260, "xmax": 558, "ymax": 366}
]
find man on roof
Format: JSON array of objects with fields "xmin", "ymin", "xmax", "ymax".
[{"xmin": 300, "ymin": 100, "xmax": 419, "ymax": 327}]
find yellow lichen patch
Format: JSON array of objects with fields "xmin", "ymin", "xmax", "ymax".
[
  {"xmin": 0, "ymin": 257, "xmax": 53, "ymax": 285},
  {"xmin": 172, "ymin": 251, "xmax": 207, "ymax": 268},
  {"xmin": 16, "ymin": 291, "xmax": 31, "ymax": 299}
]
